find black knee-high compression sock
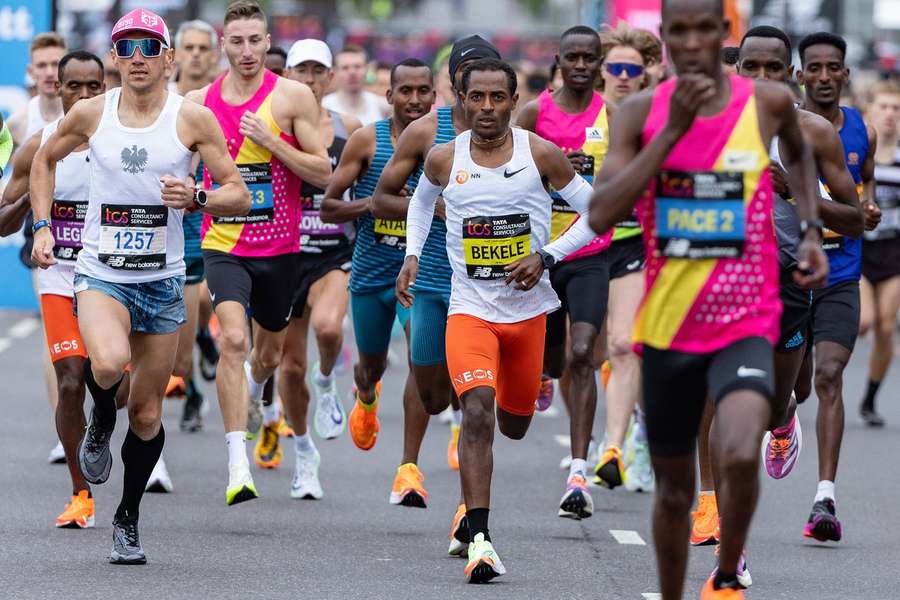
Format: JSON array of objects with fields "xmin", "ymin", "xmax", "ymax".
[
  {"xmin": 115, "ymin": 425, "xmax": 165, "ymax": 520},
  {"xmin": 84, "ymin": 358, "xmax": 123, "ymax": 427}
]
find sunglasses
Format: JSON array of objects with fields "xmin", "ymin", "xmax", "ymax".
[
  {"xmin": 605, "ymin": 62, "xmax": 644, "ymax": 78},
  {"xmin": 115, "ymin": 38, "xmax": 167, "ymax": 59}
]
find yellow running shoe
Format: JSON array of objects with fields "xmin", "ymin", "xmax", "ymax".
[
  {"xmin": 274, "ymin": 414, "xmax": 295, "ymax": 438},
  {"xmin": 600, "ymin": 360, "xmax": 612, "ymax": 392},
  {"xmin": 447, "ymin": 424, "xmax": 460, "ymax": 471},
  {"xmin": 254, "ymin": 423, "xmax": 282, "ymax": 469},
  {"xmin": 389, "ymin": 463, "xmax": 428, "ymax": 508},
  {"xmin": 55, "ymin": 490, "xmax": 95, "ymax": 528},
  {"xmin": 226, "ymin": 462, "xmax": 259, "ymax": 506},
  {"xmin": 593, "ymin": 445, "xmax": 625, "ymax": 489},
  {"xmin": 691, "ymin": 492, "xmax": 720, "ymax": 546},
  {"xmin": 349, "ymin": 383, "xmax": 380, "ymax": 450},
  {"xmin": 448, "ymin": 503, "xmax": 468, "ymax": 556}
]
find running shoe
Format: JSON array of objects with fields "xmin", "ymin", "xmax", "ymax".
[
  {"xmin": 77, "ymin": 412, "xmax": 114, "ymax": 485},
  {"xmin": 464, "ymin": 532, "xmax": 506, "ymax": 583},
  {"xmin": 593, "ymin": 445, "xmax": 625, "ymax": 489},
  {"xmin": 109, "ymin": 514, "xmax": 146, "ymax": 565},
  {"xmin": 691, "ymin": 493, "xmax": 720, "ymax": 546},
  {"xmin": 244, "ymin": 362, "xmax": 263, "ymax": 440},
  {"xmin": 699, "ymin": 578, "xmax": 745, "ymax": 599},
  {"xmin": 389, "ymin": 463, "xmax": 428, "ymax": 508},
  {"xmin": 274, "ymin": 414, "xmax": 295, "ymax": 438},
  {"xmin": 254, "ymin": 423, "xmax": 282, "ymax": 469},
  {"xmin": 165, "ymin": 376, "xmax": 185, "ymax": 398},
  {"xmin": 600, "ymin": 359, "xmax": 612, "ymax": 391},
  {"xmin": 348, "ymin": 384, "xmax": 380, "ymax": 450},
  {"xmin": 558, "ymin": 473, "xmax": 594, "ymax": 519},
  {"xmin": 47, "ymin": 440, "xmax": 66, "ymax": 464},
  {"xmin": 145, "ymin": 458, "xmax": 173, "ymax": 493},
  {"xmin": 860, "ymin": 405, "xmax": 886, "ymax": 427},
  {"xmin": 447, "ymin": 424, "xmax": 460, "ymax": 471},
  {"xmin": 196, "ymin": 327, "xmax": 219, "ymax": 382},
  {"xmin": 55, "ymin": 490, "xmax": 95, "ymax": 529},
  {"xmin": 536, "ymin": 375, "xmax": 554, "ymax": 411},
  {"xmin": 311, "ymin": 362, "xmax": 346, "ymax": 440},
  {"xmin": 225, "ymin": 462, "xmax": 259, "ymax": 506},
  {"xmin": 180, "ymin": 388, "xmax": 203, "ymax": 432},
  {"xmin": 290, "ymin": 448, "xmax": 323, "ymax": 500},
  {"xmin": 624, "ymin": 431, "xmax": 654, "ymax": 493},
  {"xmin": 438, "ymin": 406, "xmax": 454, "ymax": 425},
  {"xmin": 804, "ymin": 498, "xmax": 842, "ymax": 542},
  {"xmin": 711, "ymin": 545, "xmax": 752, "ymax": 589},
  {"xmin": 761, "ymin": 414, "xmax": 802, "ymax": 479},
  {"xmin": 448, "ymin": 503, "xmax": 469, "ymax": 557},
  {"xmin": 560, "ymin": 438, "xmax": 599, "ymax": 470}
]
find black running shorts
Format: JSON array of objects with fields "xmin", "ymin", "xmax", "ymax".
[
  {"xmin": 777, "ymin": 269, "xmax": 811, "ymax": 353},
  {"xmin": 203, "ymin": 250, "xmax": 302, "ymax": 332},
  {"xmin": 810, "ymin": 279, "xmax": 860, "ymax": 352},
  {"xmin": 292, "ymin": 248, "xmax": 353, "ymax": 316},
  {"xmin": 642, "ymin": 336, "xmax": 775, "ymax": 457},
  {"xmin": 608, "ymin": 236, "xmax": 645, "ymax": 281},
  {"xmin": 862, "ymin": 238, "xmax": 900, "ymax": 285}
]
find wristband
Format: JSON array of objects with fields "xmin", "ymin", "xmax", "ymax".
[{"xmin": 32, "ymin": 219, "xmax": 51, "ymax": 234}]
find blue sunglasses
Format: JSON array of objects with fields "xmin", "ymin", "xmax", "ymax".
[
  {"xmin": 115, "ymin": 38, "xmax": 166, "ymax": 59},
  {"xmin": 606, "ymin": 62, "xmax": 644, "ymax": 78}
]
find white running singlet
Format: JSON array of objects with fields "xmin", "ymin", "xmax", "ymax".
[{"xmin": 77, "ymin": 89, "xmax": 192, "ymax": 283}]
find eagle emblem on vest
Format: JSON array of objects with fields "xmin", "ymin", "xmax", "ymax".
[{"xmin": 121, "ymin": 145, "xmax": 148, "ymax": 174}]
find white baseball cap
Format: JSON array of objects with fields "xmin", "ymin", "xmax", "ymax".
[{"xmin": 286, "ymin": 39, "xmax": 333, "ymax": 69}]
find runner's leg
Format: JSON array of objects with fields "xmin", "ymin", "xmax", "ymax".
[{"xmin": 605, "ymin": 270, "xmax": 643, "ymax": 449}]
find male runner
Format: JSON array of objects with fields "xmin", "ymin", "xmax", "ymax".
[
  {"xmin": 168, "ymin": 19, "xmax": 220, "ymax": 439},
  {"xmin": 797, "ymin": 31, "xmax": 880, "ymax": 542},
  {"xmin": 587, "ymin": 0, "xmax": 827, "ymax": 597},
  {"xmin": 858, "ymin": 81, "xmax": 900, "ymax": 426},
  {"xmin": 323, "ymin": 45, "xmax": 388, "ymax": 125},
  {"xmin": 0, "ymin": 50, "xmax": 111, "ymax": 528},
  {"xmin": 318, "ymin": 59, "xmax": 436, "ymax": 505},
  {"xmin": 372, "ymin": 37, "xmax": 501, "ymax": 519},
  {"xmin": 30, "ymin": 8, "xmax": 249, "ymax": 563},
  {"xmin": 397, "ymin": 58, "xmax": 597, "ymax": 582},
  {"xmin": 515, "ymin": 25, "xmax": 611, "ymax": 518},
  {"xmin": 265, "ymin": 47, "xmax": 287, "ymax": 76},
  {"xmin": 186, "ymin": 0, "xmax": 330, "ymax": 505},
  {"xmin": 690, "ymin": 25, "xmax": 863, "ymax": 548},
  {"xmin": 252, "ymin": 39, "xmax": 362, "ymax": 478}
]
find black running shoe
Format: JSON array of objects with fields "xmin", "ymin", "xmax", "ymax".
[
  {"xmin": 860, "ymin": 406, "xmax": 886, "ymax": 427},
  {"xmin": 110, "ymin": 514, "xmax": 146, "ymax": 564},
  {"xmin": 77, "ymin": 411, "xmax": 114, "ymax": 485},
  {"xmin": 803, "ymin": 498, "xmax": 842, "ymax": 542},
  {"xmin": 196, "ymin": 328, "xmax": 219, "ymax": 382},
  {"xmin": 180, "ymin": 390, "xmax": 203, "ymax": 433}
]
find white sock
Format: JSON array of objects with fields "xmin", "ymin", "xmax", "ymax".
[
  {"xmin": 244, "ymin": 361, "xmax": 265, "ymax": 402},
  {"xmin": 569, "ymin": 458, "xmax": 588, "ymax": 479},
  {"xmin": 452, "ymin": 409, "xmax": 462, "ymax": 426},
  {"xmin": 262, "ymin": 401, "xmax": 279, "ymax": 425},
  {"xmin": 815, "ymin": 480, "xmax": 835, "ymax": 502},
  {"xmin": 314, "ymin": 366, "xmax": 334, "ymax": 387},
  {"xmin": 225, "ymin": 431, "xmax": 248, "ymax": 467},
  {"xmin": 295, "ymin": 433, "xmax": 315, "ymax": 454}
]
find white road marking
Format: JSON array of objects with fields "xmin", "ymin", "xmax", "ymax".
[
  {"xmin": 610, "ymin": 529, "xmax": 646, "ymax": 545},
  {"xmin": 0, "ymin": 338, "xmax": 10, "ymax": 354},
  {"xmin": 554, "ymin": 434, "xmax": 569, "ymax": 447},
  {"xmin": 642, "ymin": 594, "xmax": 662, "ymax": 599},
  {"xmin": 8, "ymin": 317, "xmax": 39, "ymax": 339}
]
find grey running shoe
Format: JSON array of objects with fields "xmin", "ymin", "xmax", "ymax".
[
  {"xmin": 77, "ymin": 411, "xmax": 114, "ymax": 485},
  {"xmin": 244, "ymin": 362, "xmax": 263, "ymax": 439},
  {"xmin": 311, "ymin": 361, "xmax": 345, "ymax": 440},
  {"xmin": 180, "ymin": 390, "xmax": 203, "ymax": 433},
  {"xmin": 109, "ymin": 515, "xmax": 146, "ymax": 564}
]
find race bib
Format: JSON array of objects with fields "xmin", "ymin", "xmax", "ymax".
[
  {"xmin": 866, "ymin": 185, "xmax": 900, "ymax": 241},
  {"xmin": 655, "ymin": 170, "xmax": 746, "ymax": 259},
  {"xmin": 550, "ymin": 196, "xmax": 578, "ymax": 242},
  {"xmin": 374, "ymin": 218, "xmax": 406, "ymax": 250},
  {"xmin": 98, "ymin": 204, "xmax": 167, "ymax": 270},
  {"xmin": 462, "ymin": 213, "xmax": 531, "ymax": 279},
  {"xmin": 51, "ymin": 199, "xmax": 87, "ymax": 261},
  {"xmin": 299, "ymin": 194, "xmax": 348, "ymax": 250},
  {"xmin": 214, "ymin": 162, "xmax": 274, "ymax": 224}
]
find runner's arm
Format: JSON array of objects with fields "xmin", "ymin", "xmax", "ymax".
[
  {"xmin": 861, "ymin": 124, "xmax": 880, "ymax": 230},
  {"xmin": 514, "ymin": 99, "xmax": 539, "ymax": 132},
  {"xmin": 537, "ymin": 139, "xmax": 597, "ymax": 258},
  {"xmin": 321, "ymin": 126, "xmax": 374, "ymax": 223},
  {"xmin": 0, "ymin": 132, "xmax": 40, "ymax": 236},
  {"xmin": 6, "ymin": 108, "xmax": 26, "ymax": 148},
  {"xmin": 191, "ymin": 105, "xmax": 251, "ymax": 218},
  {"xmin": 372, "ymin": 119, "xmax": 431, "ymax": 220},
  {"xmin": 808, "ymin": 118, "xmax": 863, "ymax": 237}
]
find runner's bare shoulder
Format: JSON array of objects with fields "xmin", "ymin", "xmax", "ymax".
[
  {"xmin": 62, "ymin": 95, "xmax": 105, "ymax": 139},
  {"xmin": 424, "ymin": 139, "xmax": 455, "ymax": 186},
  {"xmin": 183, "ymin": 84, "xmax": 211, "ymax": 106}
]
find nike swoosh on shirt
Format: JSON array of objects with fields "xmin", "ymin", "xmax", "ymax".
[
  {"xmin": 503, "ymin": 167, "xmax": 527, "ymax": 178},
  {"xmin": 210, "ymin": 292, "xmax": 216, "ymax": 302}
]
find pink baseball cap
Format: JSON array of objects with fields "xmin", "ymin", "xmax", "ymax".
[{"xmin": 111, "ymin": 8, "xmax": 171, "ymax": 47}]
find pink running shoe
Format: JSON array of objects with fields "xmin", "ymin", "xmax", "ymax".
[
  {"xmin": 536, "ymin": 375, "xmax": 554, "ymax": 412},
  {"xmin": 761, "ymin": 415, "xmax": 802, "ymax": 479}
]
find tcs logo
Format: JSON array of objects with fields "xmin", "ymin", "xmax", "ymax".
[
  {"xmin": 465, "ymin": 222, "xmax": 492, "ymax": 237},
  {"xmin": 104, "ymin": 208, "xmax": 129, "ymax": 224},
  {"xmin": 52, "ymin": 204, "xmax": 77, "ymax": 219}
]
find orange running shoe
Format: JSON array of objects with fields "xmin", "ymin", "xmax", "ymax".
[
  {"xmin": 447, "ymin": 424, "xmax": 460, "ymax": 471},
  {"xmin": 253, "ymin": 423, "xmax": 282, "ymax": 469},
  {"xmin": 600, "ymin": 360, "xmax": 612, "ymax": 392},
  {"xmin": 349, "ymin": 383, "xmax": 381, "ymax": 450},
  {"xmin": 389, "ymin": 463, "xmax": 428, "ymax": 508},
  {"xmin": 448, "ymin": 503, "xmax": 468, "ymax": 556},
  {"xmin": 274, "ymin": 414, "xmax": 295, "ymax": 438},
  {"xmin": 165, "ymin": 376, "xmax": 186, "ymax": 398},
  {"xmin": 593, "ymin": 445, "xmax": 625, "ymax": 489},
  {"xmin": 691, "ymin": 492, "xmax": 721, "ymax": 546},
  {"xmin": 55, "ymin": 490, "xmax": 95, "ymax": 528},
  {"xmin": 699, "ymin": 578, "xmax": 745, "ymax": 599}
]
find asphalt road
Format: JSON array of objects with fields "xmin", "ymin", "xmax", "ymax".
[{"xmin": 1, "ymin": 309, "xmax": 898, "ymax": 600}]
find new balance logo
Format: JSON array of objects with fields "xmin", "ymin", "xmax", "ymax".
[
  {"xmin": 472, "ymin": 266, "xmax": 493, "ymax": 278},
  {"xmin": 106, "ymin": 256, "xmax": 126, "ymax": 268},
  {"xmin": 664, "ymin": 239, "xmax": 690, "ymax": 257}
]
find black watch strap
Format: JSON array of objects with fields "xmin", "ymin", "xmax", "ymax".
[{"xmin": 537, "ymin": 249, "xmax": 556, "ymax": 269}]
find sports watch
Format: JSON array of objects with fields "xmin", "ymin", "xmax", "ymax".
[{"xmin": 536, "ymin": 249, "xmax": 556, "ymax": 270}]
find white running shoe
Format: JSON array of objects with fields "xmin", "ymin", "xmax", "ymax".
[
  {"xmin": 624, "ymin": 435, "xmax": 654, "ymax": 493},
  {"xmin": 311, "ymin": 362, "xmax": 345, "ymax": 440},
  {"xmin": 226, "ymin": 461, "xmax": 258, "ymax": 506},
  {"xmin": 464, "ymin": 533, "xmax": 506, "ymax": 583},
  {"xmin": 438, "ymin": 406, "xmax": 454, "ymax": 425},
  {"xmin": 291, "ymin": 448, "xmax": 323, "ymax": 499},
  {"xmin": 559, "ymin": 439, "xmax": 599, "ymax": 470},
  {"xmin": 145, "ymin": 457, "xmax": 173, "ymax": 493},
  {"xmin": 48, "ymin": 440, "xmax": 66, "ymax": 464}
]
